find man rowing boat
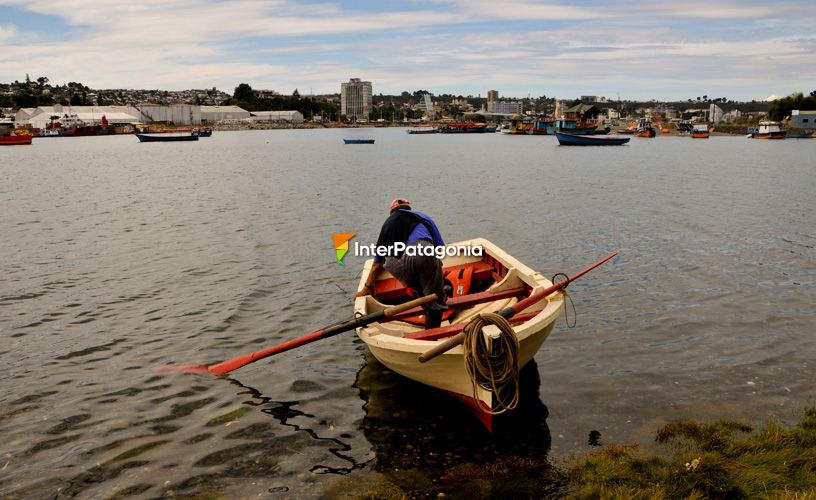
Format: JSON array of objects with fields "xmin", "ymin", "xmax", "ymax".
[{"xmin": 355, "ymin": 198, "xmax": 449, "ymax": 329}]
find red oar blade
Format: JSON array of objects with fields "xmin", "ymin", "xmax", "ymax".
[{"xmin": 153, "ymin": 293, "xmax": 439, "ymax": 376}]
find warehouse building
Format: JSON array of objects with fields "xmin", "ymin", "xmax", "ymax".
[
  {"xmin": 248, "ymin": 110, "xmax": 304, "ymax": 123},
  {"xmin": 200, "ymin": 105, "xmax": 251, "ymax": 123},
  {"xmin": 791, "ymin": 109, "xmax": 816, "ymax": 128}
]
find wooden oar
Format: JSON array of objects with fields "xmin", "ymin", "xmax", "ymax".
[
  {"xmin": 157, "ymin": 293, "xmax": 438, "ymax": 375},
  {"xmin": 418, "ymin": 251, "xmax": 619, "ymax": 363}
]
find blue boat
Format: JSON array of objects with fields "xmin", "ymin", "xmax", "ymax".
[
  {"xmin": 343, "ymin": 138, "xmax": 375, "ymax": 144},
  {"xmin": 555, "ymin": 131, "xmax": 630, "ymax": 146}
]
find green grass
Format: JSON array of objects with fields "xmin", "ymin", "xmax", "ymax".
[{"xmin": 564, "ymin": 406, "xmax": 816, "ymax": 499}]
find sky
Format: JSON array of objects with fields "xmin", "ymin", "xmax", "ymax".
[{"xmin": 1, "ymin": 0, "xmax": 815, "ymax": 101}]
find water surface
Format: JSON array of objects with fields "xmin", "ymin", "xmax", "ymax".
[{"xmin": 1, "ymin": 130, "xmax": 814, "ymax": 497}]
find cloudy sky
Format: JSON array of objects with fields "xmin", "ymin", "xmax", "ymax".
[{"xmin": 1, "ymin": 0, "xmax": 814, "ymax": 100}]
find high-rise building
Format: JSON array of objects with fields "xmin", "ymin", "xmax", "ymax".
[
  {"xmin": 487, "ymin": 90, "xmax": 499, "ymax": 112},
  {"xmin": 341, "ymin": 78, "xmax": 372, "ymax": 121}
]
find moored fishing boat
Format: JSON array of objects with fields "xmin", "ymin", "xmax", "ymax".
[
  {"xmin": 555, "ymin": 131, "xmax": 630, "ymax": 145},
  {"xmin": 786, "ymin": 130, "xmax": 814, "ymax": 139},
  {"xmin": 406, "ymin": 125, "xmax": 438, "ymax": 134},
  {"xmin": 438, "ymin": 123, "xmax": 497, "ymax": 133},
  {"xmin": 136, "ymin": 133, "xmax": 199, "ymax": 142},
  {"xmin": 552, "ymin": 104, "xmax": 600, "ymax": 135},
  {"xmin": 354, "ymin": 238, "xmax": 566, "ymax": 431},
  {"xmin": 748, "ymin": 121, "xmax": 786, "ymax": 139},
  {"xmin": 0, "ymin": 134, "xmax": 33, "ymax": 146},
  {"xmin": 691, "ymin": 123, "xmax": 710, "ymax": 139},
  {"xmin": 634, "ymin": 118, "xmax": 656, "ymax": 138}
]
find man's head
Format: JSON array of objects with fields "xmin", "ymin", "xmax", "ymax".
[{"xmin": 389, "ymin": 198, "xmax": 411, "ymax": 213}]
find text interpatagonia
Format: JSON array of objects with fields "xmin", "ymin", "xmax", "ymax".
[{"xmin": 354, "ymin": 241, "xmax": 483, "ymax": 260}]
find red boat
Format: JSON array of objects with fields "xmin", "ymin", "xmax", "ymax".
[{"xmin": 0, "ymin": 135, "xmax": 33, "ymax": 146}]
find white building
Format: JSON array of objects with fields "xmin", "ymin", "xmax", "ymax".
[
  {"xmin": 200, "ymin": 105, "xmax": 251, "ymax": 123},
  {"xmin": 340, "ymin": 78, "xmax": 372, "ymax": 121},
  {"xmin": 248, "ymin": 110, "xmax": 304, "ymax": 123},
  {"xmin": 19, "ymin": 105, "xmax": 141, "ymax": 129},
  {"xmin": 492, "ymin": 101, "xmax": 523, "ymax": 114},
  {"xmin": 418, "ymin": 93, "xmax": 433, "ymax": 112},
  {"xmin": 137, "ymin": 104, "xmax": 202, "ymax": 125},
  {"xmin": 709, "ymin": 103, "xmax": 724, "ymax": 124}
]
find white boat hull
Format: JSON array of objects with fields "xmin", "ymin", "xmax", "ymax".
[{"xmin": 354, "ymin": 238, "xmax": 564, "ymax": 429}]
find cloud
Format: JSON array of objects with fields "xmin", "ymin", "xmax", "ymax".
[{"xmin": 0, "ymin": 0, "xmax": 814, "ymax": 100}]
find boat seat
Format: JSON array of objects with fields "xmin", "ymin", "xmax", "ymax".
[{"xmin": 373, "ymin": 261, "xmax": 495, "ymax": 302}]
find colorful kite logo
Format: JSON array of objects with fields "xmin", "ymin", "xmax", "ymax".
[{"xmin": 332, "ymin": 232, "xmax": 356, "ymax": 265}]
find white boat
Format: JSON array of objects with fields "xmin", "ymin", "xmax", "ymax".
[
  {"xmin": 691, "ymin": 123, "xmax": 710, "ymax": 139},
  {"xmin": 749, "ymin": 121, "xmax": 786, "ymax": 139},
  {"xmin": 354, "ymin": 238, "xmax": 565, "ymax": 431},
  {"xmin": 406, "ymin": 126, "xmax": 438, "ymax": 134}
]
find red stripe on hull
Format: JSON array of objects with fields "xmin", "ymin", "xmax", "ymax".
[{"xmin": 444, "ymin": 390, "xmax": 493, "ymax": 432}]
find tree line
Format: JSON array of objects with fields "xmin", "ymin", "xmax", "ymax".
[{"xmin": 768, "ymin": 91, "xmax": 816, "ymax": 121}]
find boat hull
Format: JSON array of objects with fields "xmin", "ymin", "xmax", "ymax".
[
  {"xmin": 555, "ymin": 131, "xmax": 630, "ymax": 145},
  {"xmin": 635, "ymin": 129, "xmax": 656, "ymax": 138},
  {"xmin": 750, "ymin": 132, "xmax": 786, "ymax": 139},
  {"xmin": 354, "ymin": 238, "xmax": 564, "ymax": 430},
  {"xmin": 0, "ymin": 135, "xmax": 33, "ymax": 145},
  {"xmin": 343, "ymin": 139, "xmax": 375, "ymax": 144},
  {"xmin": 136, "ymin": 134, "xmax": 199, "ymax": 142},
  {"xmin": 691, "ymin": 132, "xmax": 710, "ymax": 139}
]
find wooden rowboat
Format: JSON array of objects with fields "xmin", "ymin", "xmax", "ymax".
[{"xmin": 354, "ymin": 238, "xmax": 564, "ymax": 431}]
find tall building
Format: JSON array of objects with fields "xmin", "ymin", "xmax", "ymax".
[
  {"xmin": 340, "ymin": 78, "xmax": 372, "ymax": 121},
  {"xmin": 487, "ymin": 90, "xmax": 499, "ymax": 112},
  {"xmin": 418, "ymin": 93, "xmax": 433, "ymax": 112}
]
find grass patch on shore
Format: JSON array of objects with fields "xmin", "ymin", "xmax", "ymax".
[{"xmin": 564, "ymin": 406, "xmax": 816, "ymax": 499}]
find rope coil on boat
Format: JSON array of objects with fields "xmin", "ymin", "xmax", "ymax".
[{"xmin": 462, "ymin": 312, "xmax": 520, "ymax": 414}]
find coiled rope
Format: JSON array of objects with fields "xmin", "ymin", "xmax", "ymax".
[{"xmin": 462, "ymin": 312, "xmax": 520, "ymax": 414}]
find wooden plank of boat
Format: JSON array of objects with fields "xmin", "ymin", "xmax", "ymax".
[
  {"xmin": 555, "ymin": 131, "xmax": 630, "ymax": 146},
  {"xmin": 354, "ymin": 238, "xmax": 565, "ymax": 431}
]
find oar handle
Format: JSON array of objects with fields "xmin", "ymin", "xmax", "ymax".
[
  {"xmin": 382, "ymin": 293, "xmax": 438, "ymax": 318},
  {"xmin": 418, "ymin": 331, "xmax": 466, "ymax": 363},
  {"xmin": 417, "ymin": 251, "xmax": 618, "ymax": 364}
]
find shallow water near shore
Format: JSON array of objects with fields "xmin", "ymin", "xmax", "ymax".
[{"xmin": 1, "ymin": 129, "xmax": 815, "ymax": 497}]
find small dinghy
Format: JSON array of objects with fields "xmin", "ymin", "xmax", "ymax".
[{"xmin": 354, "ymin": 239, "xmax": 615, "ymax": 430}]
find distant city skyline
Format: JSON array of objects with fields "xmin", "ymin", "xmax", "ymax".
[{"xmin": 1, "ymin": 0, "xmax": 814, "ymax": 101}]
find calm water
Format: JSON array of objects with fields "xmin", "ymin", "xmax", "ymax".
[{"xmin": 1, "ymin": 129, "xmax": 814, "ymax": 498}]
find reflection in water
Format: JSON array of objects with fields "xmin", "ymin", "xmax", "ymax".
[
  {"xmin": 222, "ymin": 377, "xmax": 369, "ymax": 475},
  {"xmin": 354, "ymin": 351, "xmax": 560, "ymax": 497}
]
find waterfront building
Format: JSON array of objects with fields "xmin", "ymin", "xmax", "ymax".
[
  {"xmin": 340, "ymin": 78, "xmax": 372, "ymax": 121},
  {"xmin": 792, "ymin": 109, "xmax": 816, "ymax": 128},
  {"xmin": 138, "ymin": 104, "xmax": 203, "ymax": 125},
  {"xmin": 580, "ymin": 96, "xmax": 607, "ymax": 103},
  {"xmin": 248, "ymin": 110, "xmax": 304, "ymax": 123},
  {"xmin": 19, "ymin": 105, "xmax": 142, "ymax": 129},
  {"xmin": 200, "ymin": 105, "xmax": 250, "ymax": 123}
]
